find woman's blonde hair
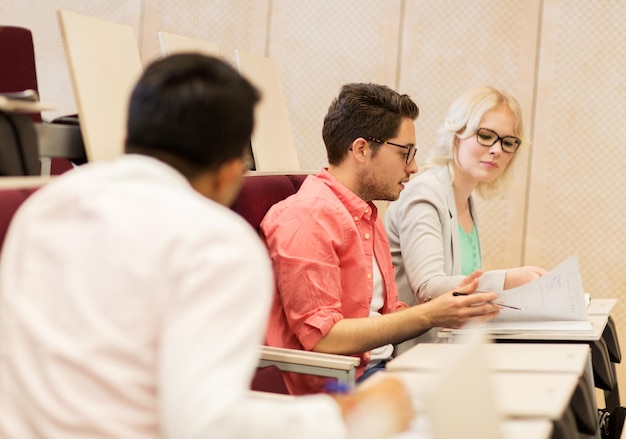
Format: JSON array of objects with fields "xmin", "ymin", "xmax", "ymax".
[{"xmin": 425, "ymin": 85, "xmax": 528, "ymax": 199}]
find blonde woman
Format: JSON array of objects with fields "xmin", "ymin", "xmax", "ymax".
[{"xmin": 384, "ymin": 85, "xmax": 545, "ymax": 346}]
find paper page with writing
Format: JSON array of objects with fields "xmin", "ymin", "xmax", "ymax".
[{"xmin": 456, "ymin": 256, "xmax": 592, "ymax": 333}]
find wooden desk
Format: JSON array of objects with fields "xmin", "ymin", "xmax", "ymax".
[
  {"xmin": 251, "ymin": 390, "xmax": 555, "ymax": 439},
  {"xmin": 389, "ymin": 343, "xmax": 598, "ymax": 438},
  {"xmin": 388, "ymin": 343, "xmax": 590, "ymax": 374},
  {"xmin": 441, "ymin": 306, "xmax": 622, "ymax": 410},
  {"xmin": 386, "ymin": 370, "xmax": 579, "ymax": 437},
  {"xmin": 393, "ymin": 416, "xmax": 553, "ymax": 439},
  {"xmin": 500, "ymin": 420, "xmax": 554, "ymax": 439},
  {"xmin": 438, "ymin": 315, "xmax": 607, "ymax": 342},
  {"xmin": 587, "ymin": 298, "xmax": 621, "ymax": 408},
  {"xmin": 438, "ymin": 315, "xmax": 617, "ymax": 407},
  {"xmin": 588, "ymin": 298, "xmax": 618, "ymax": 316}
]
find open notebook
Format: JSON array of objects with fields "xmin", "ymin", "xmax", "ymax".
[{"xmin": 454, "ymin": 256, "xmax": 592, "ymax": 334}]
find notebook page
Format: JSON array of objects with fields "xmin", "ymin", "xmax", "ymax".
[{"xmin": 492, "ymin": 256, "xmax": 588, "ymax": 323}]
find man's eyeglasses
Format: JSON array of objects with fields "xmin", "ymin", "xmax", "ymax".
[
  {"xmin": 475, "ymin": 128, "xmax": 521, "ymax": 153},
  {"xmin": 366, "ymin": 137, "xmax": 417, "ymax": 165}
]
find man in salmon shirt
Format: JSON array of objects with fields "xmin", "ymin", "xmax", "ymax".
[{"xmin": 261, "ymin": 82, "xmax": 501, "ymax": 395}]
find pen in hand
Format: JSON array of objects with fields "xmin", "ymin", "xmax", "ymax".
[{"xmin": 452, "ymin": 291, "xmax": 524, "ymax": 311}]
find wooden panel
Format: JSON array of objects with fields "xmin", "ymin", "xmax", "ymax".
[
  {"xmin": 528, "ymin": 0, "xmax": 626, "ymax": 298},
  {"xmin": 236, "ymin": 50, "xmax": 300, "ymax": 171},
  {"xmin": 140, "ymin": 0, "xmax": 270, "ymax": 66},
  {"xmin": 158, "ymin": 31, "xmax": 220, "ymax": 57},
  {"xmin": 398, "ymin": 0, "xmax": 542, "ymax": 270},
  {"xmin": 268, "ymin": 0, "xmax": 403, "ymax": 170},
  {"xmin": 58, "ymin": 10, "xmax": 142, "ymax": 162},
  {"xmin": 528, "ymin": 0, "xmax": 626, "ymax": 399}
]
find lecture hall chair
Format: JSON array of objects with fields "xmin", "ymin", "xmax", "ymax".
[
  {"xmin": 231, "ymin": 173, "xmax": 360, "ymax": 394},
  {"xmin": 0, "ymin": 25, "xmax": 75, "ymax": 175}
]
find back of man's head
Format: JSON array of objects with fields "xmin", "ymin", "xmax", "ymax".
[
  {"xmin": 125, "ymin": 54, "xmax": 259, "ymax": 177},
  {"xmin": 322, "ymin": 83, "xmax": 418, "ymax": 166}
]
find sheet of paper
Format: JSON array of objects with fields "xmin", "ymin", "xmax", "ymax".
[
  {"xmin": 492, "ymin": 256, "xmax": 589, "ymax": 323},
  {"xmin": 453, "ymin": 256, "xmax": 593, "ymax": 334}
]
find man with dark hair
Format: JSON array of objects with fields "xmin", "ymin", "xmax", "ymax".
[
  {"xmin": 0, "ymin": 56, "xmax": 413, "ymax": 438},
  {"xmin": 262, "ymin": 83, "xmax": 501, "ymax": 395}
]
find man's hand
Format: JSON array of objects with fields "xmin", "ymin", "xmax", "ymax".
[
  {"xmin": 420, "ymin": 270, "xmax": 500, "ymax": 328},
  {"xmin": 335, "ymin": 375, "xmax": 414, "ymax": 438}
]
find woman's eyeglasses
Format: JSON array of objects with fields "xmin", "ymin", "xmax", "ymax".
[{"xmin": 475, "ymin": 128, "xmax": 521, "ymax": 153}]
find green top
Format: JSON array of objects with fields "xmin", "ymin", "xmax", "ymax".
[{"xmin": 458, "ymin": 223, "xmax": 481, "ymax": 275}]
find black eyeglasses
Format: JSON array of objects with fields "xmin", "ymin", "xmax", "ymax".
[
  {"xmin": 365, "ymin": 137, "xmax": 417, "ymax": 165},
  {"xmin": 475, "ymin": 128, "xmax": 521, "ymax": 153}
]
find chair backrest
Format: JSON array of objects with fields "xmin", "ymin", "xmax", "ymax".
[
  {"xmin": 230, "ymin": 173, "xmax": 309, "ymax": 395},
  {"xmin": 230, "ymin": 174, "xmax": 307, "ymax": 234},
  {"xmin": 0, "ymin": 26, "xmax": 41, "ymax": 123},
  {"xmin": 0, "ymin": 26, "xmax": 74, "ymax": 176}
]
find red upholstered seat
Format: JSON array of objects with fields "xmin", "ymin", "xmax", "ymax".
[
  {"xmin": 230, "ymin": 174, "xmax": 307, "ymax": 234},
  {"xmin": 230, "ymin": 174, "xmax": 309, "ymax": 394},
  {"xmin": 250, "ymin": 365, "xmax": 290, "ymax": 395},
  {"xmin": 0, "ymin": 26, "xmax": 41, "ymax": 123},
  {"xmin": 0, "ymin": 187, "xmax": 38, "ymax": 248}
]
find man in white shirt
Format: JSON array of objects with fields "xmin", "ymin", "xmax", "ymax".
[{"xmin": 0, "ymin": 54, "xmax": 413, "ymax": 438}]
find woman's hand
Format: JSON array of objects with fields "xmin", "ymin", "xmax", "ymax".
[{"xmin": 504, "ymin": 266, "xmax": 547, "ymax": 289}]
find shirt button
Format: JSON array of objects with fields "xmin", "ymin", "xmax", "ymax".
[
  {"xmin": 364, "ymin": 233, "xmax": 370, "ymax": 240},
  {"xmin": 367, "ymin": 273, "xmax": 372, "ymax": 280},
  {"xmin": 364, "ymin": 352, "xmax": 370, "ymax": 360},
  {"xmin": 354, "ymin": 216, "xmax": 359, "ymax": 222},
  {"xmin": 365, "ymin": 208, "xmax": 369, "ymax": 213}
]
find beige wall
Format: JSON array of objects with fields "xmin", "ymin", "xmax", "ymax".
[{"xmin": 3, "ymin": 0, "xmax": 626, "ymax": 402}]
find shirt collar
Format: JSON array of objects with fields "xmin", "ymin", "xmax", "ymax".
[
  {"xmin": 316, "ymin": 168, "xmax": 378, "ymax": 221},
  {"xmin": 119, "ymin": 154, "xmax": 193, "ymax": 188}
]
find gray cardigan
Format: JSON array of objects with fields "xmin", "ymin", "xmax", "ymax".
[{"xmin": 385, "ymin": 165, "xmax": 506, "ymax": 307}]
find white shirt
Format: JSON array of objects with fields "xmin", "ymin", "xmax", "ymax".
[
  {"xmin": 368, "ymin": 256, "xmax": 394, "ymax": 367},
  {"xmin": 0, "ymin": 155, "xmax": 346, "ymax": 439}
]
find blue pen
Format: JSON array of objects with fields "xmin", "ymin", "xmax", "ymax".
[{"xmin": 323, "ymin": 380, "xmax": 351, "ymax": 394}]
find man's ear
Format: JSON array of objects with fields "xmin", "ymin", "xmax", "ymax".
[
  {"xmin": 192, "ymin": 157, "xmax": 246, "ymax": 206},
  {"xmin": 213, "ymin": 158, "xmax": 246, "ymax": 206},
  {"xmin": 349, "ymin": 138, "xmax": 370, "ymax": 164}
]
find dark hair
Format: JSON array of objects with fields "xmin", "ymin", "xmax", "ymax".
[
  {"xmin": 125, "ymin": 54, "xmax": 259, "ymax": 176},
  {"xmin": 322, "ymin": 83, "xmax": 419, "ymax": 165}
]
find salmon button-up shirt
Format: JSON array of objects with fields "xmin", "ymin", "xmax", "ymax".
[{"xmin": 261, "ymin": 169, "xmax": 406, "ymax": 395}]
